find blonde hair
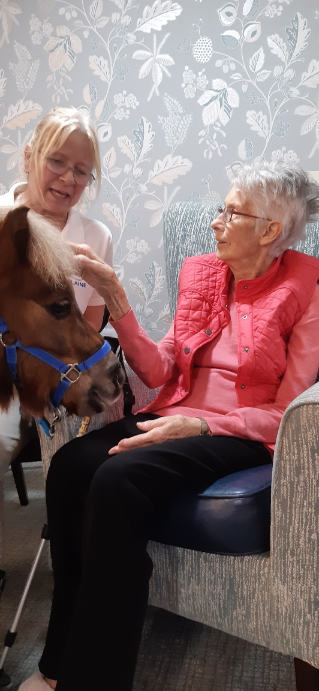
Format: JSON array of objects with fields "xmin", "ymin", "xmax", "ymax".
[{"xmin": 24, "ymin": 107, "xmax": 101, "ymax": 193}]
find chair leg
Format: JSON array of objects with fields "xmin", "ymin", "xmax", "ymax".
[
  {"xmin": 10, "ymin": 459, "xmax": 28, "ymax": 506},
  {"xmin": 294, "ymin": 658, "xmax": 319, "ymax": 691}
]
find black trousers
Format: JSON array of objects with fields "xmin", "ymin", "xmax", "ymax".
[{"xmin": 39, "ymin": 413, "xmax": 271, "ymax": 691}]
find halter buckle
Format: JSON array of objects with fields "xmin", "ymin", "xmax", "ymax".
[
  {"xmin": 0, "ymin": 333, "xmax": 6, "ymax": 347},
  {"xmin": 61, "ymin": 364, "xmax": 82, "ymax": 384}
]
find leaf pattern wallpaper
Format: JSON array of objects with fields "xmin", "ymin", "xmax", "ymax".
[{"xmin": 0, "ymin": 0, "xmax": 319, "ymax": 338}]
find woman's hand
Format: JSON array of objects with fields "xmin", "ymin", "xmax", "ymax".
[
  {"xmin": 108, "ymin": 415, "xmax": 202, "ymax": 454},
  {"xmin": 70, "ymin": 242, "xmax": 130, "ymax": 321}
]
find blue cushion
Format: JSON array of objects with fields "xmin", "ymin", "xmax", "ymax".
[
  {"xmin": 150, "ymin": 465, "xmax": 272, "ymax": 556},
  {"xmin": 201, "ymin": 464, "xmax": 272, "ymax": 497}
]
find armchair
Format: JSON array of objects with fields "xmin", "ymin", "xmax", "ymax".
[{"xmin": 37, "ymin": 201, "xmax": 319, "ymax": 690}]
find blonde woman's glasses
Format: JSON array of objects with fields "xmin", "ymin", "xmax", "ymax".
[
  {"xmin": 45, "ymin": 156, "xmax": 95, "ymax": 187},
  {"xmin": 217, "ymin": 205, "xmax": 271, "ymax": 223}
]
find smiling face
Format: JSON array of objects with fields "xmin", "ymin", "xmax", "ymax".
[
  {"xmin": 210, "ymin": 187, "xmax": 279, "ymax": 281},
  {"xmin": 24, "ymin": 130, "xmax": 94, "ymax": 229}
]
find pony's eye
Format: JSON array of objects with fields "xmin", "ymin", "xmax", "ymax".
[{"xmin": 46, "ymin": 300, "xmax": 71, "ymax": 320}]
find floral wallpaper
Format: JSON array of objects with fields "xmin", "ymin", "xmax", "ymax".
[{"xmin": 0, "ymin": 0, "xmax": 319, "ymax": 339}]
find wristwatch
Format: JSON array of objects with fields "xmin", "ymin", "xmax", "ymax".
[{"xmin": 199, "ymin": 418, "xmax": 212, "ymax": 436}]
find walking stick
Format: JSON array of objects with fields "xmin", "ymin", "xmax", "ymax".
[{"xmin": 0, "ymin": 524, "xmax": 49, "ymax": 688}]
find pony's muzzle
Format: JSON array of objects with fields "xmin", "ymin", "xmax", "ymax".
[
  {"xmin": 87, "ymin": 354, "xmax": 126, "ymax": 414},
  {"xmin": 108, "ymin": 358, "xmax": 126, "ymax": 390}
]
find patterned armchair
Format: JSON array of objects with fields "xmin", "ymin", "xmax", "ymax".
[{"xmin": 38, "ymin": 201, "xmax": 319, "ymax": 690}]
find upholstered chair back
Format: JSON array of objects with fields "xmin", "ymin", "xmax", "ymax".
[
  {"xmin": 294, "ymin": 220, "xmax": 319, "ymax": 256},
  {"xmin": 163, "ymin": 202, "xmax": 319, "ymax": 319},
  {"xmin": 163, "ymin": 202, "xmax": 218, "ymax": 319}
]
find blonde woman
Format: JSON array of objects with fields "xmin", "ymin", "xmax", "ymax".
[{"xmin": 0, "ymin": 107, "xmax": 112, "ymax": 568}]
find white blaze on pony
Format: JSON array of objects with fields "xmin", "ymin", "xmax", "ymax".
[{"xmin": 0, "ymin": 206, "xmax": 124, "ymax": 421}]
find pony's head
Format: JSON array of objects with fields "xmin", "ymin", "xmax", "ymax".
[{"xmin": 0, "ymin": 206, "xmax": 124, "ymax": 418}]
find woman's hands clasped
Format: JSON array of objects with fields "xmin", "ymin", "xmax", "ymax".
[{"xmin": 108, "ymin": 415, "xmax": 202, "ymax": 455}]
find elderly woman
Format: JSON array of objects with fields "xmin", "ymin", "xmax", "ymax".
[{"xmin": 20, "ymin": 161, "xmax": 319, "ymax": 691}]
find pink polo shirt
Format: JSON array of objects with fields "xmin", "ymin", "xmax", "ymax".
[{"xmin": 112, "ymin": 282, "xmax": 319, "ymax": 455}]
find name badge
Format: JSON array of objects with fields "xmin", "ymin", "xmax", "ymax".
[{"xmin": 71, "ymin": 278, "xmax": 87, "ymax": 288}]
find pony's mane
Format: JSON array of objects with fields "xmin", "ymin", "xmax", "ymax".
[
  {"xmin": 27, "ymin": 210, "xmax": 77, "ymax": 288},
  {"xmin": 0, "ymin": 206, "xmax": 78, "ymax": 288}
]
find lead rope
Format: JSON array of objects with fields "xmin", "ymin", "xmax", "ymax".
[
  {"xmin": 77, "ymin": 415, "xmax": 91, "ymax": 437},
  {"xmin": 117, "ymin": 346, "xmax": 135, "ymax": 416}
]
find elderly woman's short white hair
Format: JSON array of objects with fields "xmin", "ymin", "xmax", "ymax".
[{"xmin": 232, "ymin": 160, "xmax": 319, "ymax": 257}]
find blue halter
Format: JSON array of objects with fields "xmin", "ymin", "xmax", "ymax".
[{"xmin": 0, "ymin": 316, "xmax": 111, "ymax": 437}]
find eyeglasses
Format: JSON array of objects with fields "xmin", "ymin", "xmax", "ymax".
[
  {"xmin": 45, "ymin": 156, "xmax": 95, "ymax": 187},
  {"xmin": 217, "ymin": 205, "xmax": 271, "ymax": 224}
]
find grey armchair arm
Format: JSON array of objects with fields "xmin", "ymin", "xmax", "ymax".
[{"xmin": 270, "ymin": 382, "xmax": 319, "ymax": 664}]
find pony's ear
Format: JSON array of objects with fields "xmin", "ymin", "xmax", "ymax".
[
  {"xmin": 0, "ymin": 347, "xmax": 14, "ymax": 411},
  {"xmin": 0, "ymin": 206, "xmax": 30, "ymax": 266}
]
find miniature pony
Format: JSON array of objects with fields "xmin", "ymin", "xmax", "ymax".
[{"xmin": 0, "ymin": 206, "xmax": 124, "ymax": 419}]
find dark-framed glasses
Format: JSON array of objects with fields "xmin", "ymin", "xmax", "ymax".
[
  {"xmin": 217, "ymin": 205, "xmax": 271, "ymax": 224},
  {"xmin": 45, "ymin": 156, "xmax": 95, "ymax": 187}
]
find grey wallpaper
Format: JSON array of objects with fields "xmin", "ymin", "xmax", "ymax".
[{"xmin": 0, "ymin": 0, "xmax": 319, "ymax": 338}]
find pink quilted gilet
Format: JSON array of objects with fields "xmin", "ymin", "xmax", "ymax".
[{"xmin": 145, "ymin": 250, "xmax": 319, "ymax": 413}]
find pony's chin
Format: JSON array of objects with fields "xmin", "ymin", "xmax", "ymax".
[
  {"xmin": 76, "ymin": 387, "xmax": 122, "ymax": 416},
  {"xmin": 86, "ymin": 389, "xmax": 106, "ymax": 414}
]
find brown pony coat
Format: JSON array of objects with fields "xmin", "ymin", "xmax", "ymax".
[{"xmin": 0, "ymin": 206, "xmax": 124, "ymax": 417}]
